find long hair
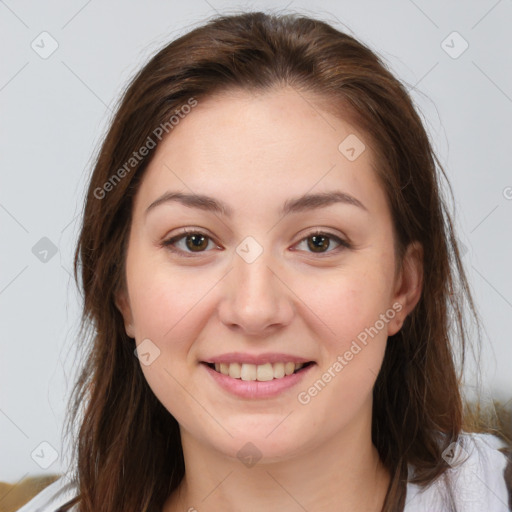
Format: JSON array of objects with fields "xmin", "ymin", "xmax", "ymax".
[{"xmin": 60, "ymin": 11, "xmax": 483, "ymax": 512}]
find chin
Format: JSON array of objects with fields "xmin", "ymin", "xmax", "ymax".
[{"xmin": 201, "ymin": 417, "xmax": 312, "ymax": 463}]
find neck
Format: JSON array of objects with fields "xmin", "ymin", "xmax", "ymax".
[{"xmin": 163, "ymin": 408, "xmax": 391, "ymax": 512}]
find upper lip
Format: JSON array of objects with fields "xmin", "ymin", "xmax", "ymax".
[{"xmin": 202, "ymin": 352, "xmax": 315, "ymax": 365}]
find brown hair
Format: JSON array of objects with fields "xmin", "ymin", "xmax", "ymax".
[{"xmin": 60, "ymin": 11, "xmax": 485, "ymax": 512}]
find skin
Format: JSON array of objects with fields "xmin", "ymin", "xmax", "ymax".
[{"xmin": 116, "ymin": 86, "xmax": 423, "ymax": 512}]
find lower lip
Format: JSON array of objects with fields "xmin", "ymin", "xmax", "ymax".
[{"xmin": 201, "ymin": 362, "xmax": 315, "ymax": 399}]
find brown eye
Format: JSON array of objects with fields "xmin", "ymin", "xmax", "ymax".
[
  {"xmin": 294, "ymin": 231, "xmax": 350, "ymax": 255},
  {"xmin": 307, "ymin": 234, "xmax": 331, "ymax": 253},
  {"xmin": 185, "ymin": 233, "xmax": 209, "ymax": 252},
  {"xmin": 162, "ymin": 230, "xmax": 218, "ymax": 256}
]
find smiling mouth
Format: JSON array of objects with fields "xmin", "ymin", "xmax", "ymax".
[{"xmin": 203, "ymin": 361, "xmax": 315, "ymax": 381}]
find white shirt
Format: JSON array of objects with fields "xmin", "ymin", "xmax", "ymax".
[
  {"xmin": 17, "ymin": 432, "xmax": 511, "ymax": 512},
  {"xmin": 404, "ymin": 432, "xmax": 510, "ymax": 511}
]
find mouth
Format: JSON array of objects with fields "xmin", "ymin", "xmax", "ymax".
[{"xmin": 201, "ymin": 361, "xmax": 315, "ymax": 381}]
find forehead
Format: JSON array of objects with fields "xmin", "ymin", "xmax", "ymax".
[{"xmin": 134, "ymin": 87, "xmax": 387, "ymax": 217}]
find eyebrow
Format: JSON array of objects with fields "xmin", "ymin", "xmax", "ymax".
[{"xmin": 145, "ymin": 190, "xmax": 368, "ymax": 218}]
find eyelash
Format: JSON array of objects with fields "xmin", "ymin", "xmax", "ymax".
[{"xmin": 161, "ymin": 228, "xmax": 351, "ymax": 258}]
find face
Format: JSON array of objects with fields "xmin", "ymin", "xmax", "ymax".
[{"xmin": 116, "ymin": 87, "xmax": 422, "ymax": 462}]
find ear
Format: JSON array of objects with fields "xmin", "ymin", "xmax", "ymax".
[
  {"xmin": 115, "ymin": 288, "xmax": 135, "ymax": 339},
  {"xmin": 387, "ymin": 241, "xmax": 423, "ymax": 336}
]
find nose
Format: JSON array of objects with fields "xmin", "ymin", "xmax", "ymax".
[{"xmin": 217, "ymin": 248, "xmax": 294, "ymax": 336}]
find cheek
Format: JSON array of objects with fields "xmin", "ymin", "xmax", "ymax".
[
  {"xmin": 298, "ymin": 266, "xmax": 393, "ymax": 346},
  {"xmin": 292, "ymin": 274, "xmax": 391, "ymax": 430},
  {"xmin": 128, "ymin": 263, "xmax": 218, "ymax": 427},
  {"xmin": 126, "ymin": 243, "xmax": 213, "ymax": 345},
  {"xmin": 291, "ymin": 263, "xmax": 393, "ymax": 406},
  {"xmin": 130, "ymin": 279, "xmax": 199, "ymax": 339}
]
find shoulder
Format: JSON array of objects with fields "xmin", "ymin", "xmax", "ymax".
[
  {"xmin": 404, "ymin": 432, "xmax": 511, "ymax": 512},
  {"xmin": 16, "ymin": 474, "xmax": 79, "ymax": 512}
]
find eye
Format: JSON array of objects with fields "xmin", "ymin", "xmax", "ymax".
[
  {"xmin": 294, "ymin": 231, "xmax": 350, "ymax": 255},
  {"xmin": 162, "ymin": 228, "xmax": 350, "ymax": 257},
  {"xmin": 162, "ymin": 229, "xmax": 219, "ymax": 256}
]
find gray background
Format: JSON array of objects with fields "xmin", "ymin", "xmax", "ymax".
[{"xmin": 1, "ymin": 0, "xmax": 511, "ymax": 483}]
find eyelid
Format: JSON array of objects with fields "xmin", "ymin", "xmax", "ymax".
[
  {"xmin": 161, "ymin": 228, "xmax": 351, "ymax": 257},
  {"xmin": 291, "ymin": 230, "xmax": 351, "ymax": 255},
  {"xmin": 161, "ymin": 228, "xmax": 221, "ymax": 257}
]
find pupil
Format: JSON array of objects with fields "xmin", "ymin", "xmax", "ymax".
[
  {"xmin": 308, "ymin": 235, "xmax": 329, "ymax": 252},
  {"xmin": 186, "ymin": 234, "xmax": 208, "ymax": 251}
]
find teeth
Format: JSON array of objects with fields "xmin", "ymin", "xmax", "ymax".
[
  {"xmin": 273, "ymin": 362, "xmax": 285, "ymax": 379},
  {"xmin": 228, "ymin": 362, "xmax": 241, "ymax": 379},
  {"xmin": 256, "ymin": 363, "xmax": 273, "ymax": 381},
  {"xmin": 285, "ymin": 362, "xmax": 296, "ymax": 376},
  {"xmin": 241, "ymin": 363, "xmax": 256, "ymax": 381},
  {"xmin": 211, "ymin": 361, "xmax": 308, "ymax": 381}
]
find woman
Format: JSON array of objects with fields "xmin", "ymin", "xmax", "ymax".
[{"xmin": 18, "ymin": 11, "xmax": 511, "ymax": 512}]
